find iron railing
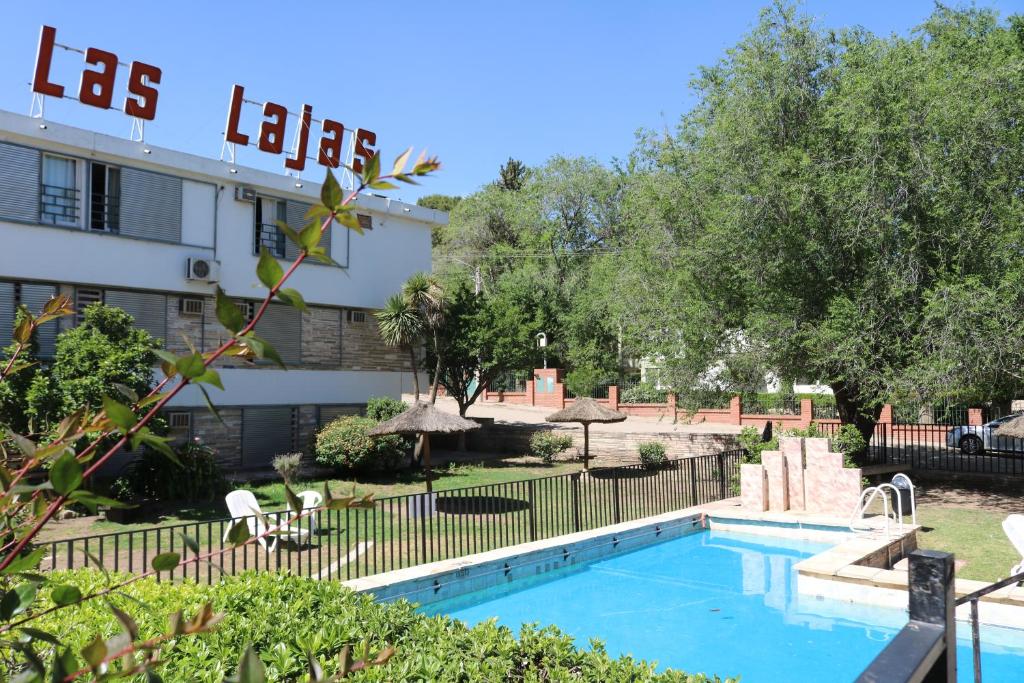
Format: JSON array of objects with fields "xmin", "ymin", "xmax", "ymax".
[
  {"xmin": 956, "ymin": 568, "xmax": 1024, "ymax": 682},
  {"xmin": 489, "ymin": 370, "xmax": 530, "ymax": 393},
  {"xmin": 40, "ymin": 184, "xmax": 79, "ymax": 224},
  {"xmin": 566, "ymin": 379, "xmax": 615, "ymax": 400},
  {"xmin": 89, "ymin": 191, "xmax": 120, "ymax": 232},
  {"xmin": 740, "ymin": 394, "xmax": 800, "ymax": 415},
  {"xmin": 255, "ymin": 222, "xmax": 286, "ymax": 258},
  {"xmin": 39, "ymin": 450, "xmax": 744, "ymax": 584}
]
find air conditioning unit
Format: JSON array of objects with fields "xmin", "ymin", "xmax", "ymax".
[
  {"xmin": 185, "ymin": 257, "xmax": 220, "ymax": 283},
  {"xmin": 235, "ymin": 186, "xmax": 256, "ymax": 202}
]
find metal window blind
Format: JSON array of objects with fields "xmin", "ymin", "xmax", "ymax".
[
  {"xmin": 0, "ymin": 143, "xmax": 41, "ymax": 223},
  {"xmin": 284, "ymin": 200, "xmax": 332, "ymax": 264},
  {"xmin": 254, "ymin": 303, "xmax": 301, "ymax": 365},
  {"xmin": 19, "ymin": 284, "xmax": 58, "ymax": 358},
  {"xmin": 0, "ymin": 283, "xmax": 14, "ymax": 350},
  {"xmin": 119, "ymin": 167, "xmax": 182, "ymax": 242},
  {"xmin": 241, "ymin": 406, "xmax": 296, "ymax": 467},
  {"xmin": 75, "ymin": 288, "xmax": 104, "ymax": 324},
  {"xmin": 105, "ymin": 290, "xmax": 168, "ymax": 341}
]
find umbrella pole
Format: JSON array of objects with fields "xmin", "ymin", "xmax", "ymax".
[
  {"xmin": 583, "ymin": 423, "xmax": 590, "ymax": 470},
  {"xmin": 422, "ymin": 433, "xmax": 433, "ymax": 493}
]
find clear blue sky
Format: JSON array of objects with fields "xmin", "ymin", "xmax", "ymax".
[{"xmin": 2, "ymin": 1, "xmax": 1023, "ymax": 203}]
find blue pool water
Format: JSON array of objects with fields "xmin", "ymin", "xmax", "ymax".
[{"xmin": 420, "ymin": 530, "xmax": 1024, "ymax": 681}]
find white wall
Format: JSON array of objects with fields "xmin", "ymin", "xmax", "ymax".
[
  {"xmin": 165, "ymin": 368, "xmax": 428, "ymax": 407},
  {"xmin": 181, "ymin": 180, "xmax": 215, "ymax": 248}
]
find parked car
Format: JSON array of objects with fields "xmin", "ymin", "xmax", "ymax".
[{"xmin": 946, "ymin": 413, "xmax": 1024, "ymax": 455}]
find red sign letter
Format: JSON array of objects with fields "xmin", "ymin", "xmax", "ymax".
[
  {"xmin": 124, "ymin": 61, "xmax": 161, "ymax": 120},
  {"xmin": 318, "ymin": 119, "xmax": 345, "ymax": 168},
  {"xmin": 224, "ymin": 84, "xmax": 249, "ymax": 146},
  {"xmin": 284, "ymin": 104, "xmax": 313, "ymax": 172},
  {"xmin": 32, "ymin": 25, "xmax": 64, "ymax": 98},
  {"xmin": 258, "ymin": 102, "xmax": 287, "ymax": 154},
  {"xmin": 353, "ymin": 128, "xmax": 377, "ymax": 174},
  {"xmin": 78, "ymin": 47, "xmax": 118, "ymax": 109}
]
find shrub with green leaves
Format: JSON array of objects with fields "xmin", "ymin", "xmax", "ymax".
[
  {"xmin": 638, "ymin": 441, "xmax": 667, "ymax": 469},
  {"xmin": 621, "ymin": 382, "xmax": 668, "ymax": 404},
  {"xmin": 13, "ymin": 570, "xmax": 734, "ymax": 683},
  {"xmin": 365, "ymin": 396, "xmax": 407, "ymax": 422},
  {"xmin": 315, "ymin": 416, "xmax": 405, "ymax": 472},
  {"xmin": 529, "ymin": 431, "xmax": 574, "ymax": 464},
  {"xmin": 126, "ymin": 439, "xmax": 227, "ymax": 502}
]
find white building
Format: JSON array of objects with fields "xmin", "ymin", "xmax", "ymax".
[{"xmin": 0, "ymin": 109, "xmax": 441, "ymax": 474}]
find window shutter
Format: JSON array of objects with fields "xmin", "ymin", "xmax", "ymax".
[
  {"xmin": 19, "ymin": 284, "xmax": 58, "ymax": 358},
  {"xmin": 254, "ymin": 303, "xmax": 301, "ymax": 365},
  {"xmin": 0, "ymin": 282, "xmax": 14, "ymax": 350},
  {"xmin": 242, "ymin": 407, "xmax": 296, "ymax": 467},
  {"xmin": 284, "ymin": 200, "xmax": 331, "ymax": 264},
  {"xmin": 105, "ymin": 290, "xmax": 168, "ymax": 341},
  {"xmin": 0, "ymin": 143, "xmax": 41, "ymax": 223},
  {"xmin": 119, "ymin": 167, "xmax": 182, "ymax": 242}
]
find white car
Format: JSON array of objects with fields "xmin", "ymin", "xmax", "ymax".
[{"xmin": 946, "ymin": 413, "xmax": 1024, "ymax": 455}]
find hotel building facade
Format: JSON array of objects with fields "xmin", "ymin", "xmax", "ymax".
[{"xmin": 0, "ymin": 109, "xmax": 439, "ymax": 475}]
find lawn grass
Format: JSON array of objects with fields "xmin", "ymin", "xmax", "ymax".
[{"xmin": 915, "ymin": 505, "xmax": 1019, "ymax": 582}]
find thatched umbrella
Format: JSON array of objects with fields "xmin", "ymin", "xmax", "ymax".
[
  {"xmin": 546, "ymin": 397, "xmax": 627, "ymax": 470},
  {"xmin": 368, "ymin": 402, "xmax": 480, "ymax": 492},
  {"xmin": 995, "ymin": 414, "xmax": 1024, "ymax": 440}
]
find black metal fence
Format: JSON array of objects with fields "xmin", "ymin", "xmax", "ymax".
[{"xmin": 41, "ymin": 450, "xmax": 744, "ymax": 584}]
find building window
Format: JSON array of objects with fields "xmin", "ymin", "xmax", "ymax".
[
  {"xmin": 346, "ymin": 309, "xmax": 367, "ymax": 323},
  {"xmin": 254, "ymin": 196, "xmax": 286, "ymax": 257},
  {"xmin": 41, "ymin": 155, "xmax": 79, "ymax": 226},
  {"xmin": 357, "ymin": 213, "xmax": 373, "ymax": 231},
  {"xmin": 89, "ymin": 162, "xmax": 121, "ymax": 232},
  {"xmin": 179, "ymin": 297, "xmax": 204, "ymax": 316},
  {"xmin": 167, "ymin": 411, "xmax": 192, "ymax": 445},
  {"xmin": 75, "ymin": 287, "xmax": 103, "ymax": 324}
]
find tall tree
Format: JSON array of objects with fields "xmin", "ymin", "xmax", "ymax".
[
  {"xmin": 631, "ymin": 3, "xmax": 1024, "ymax": 454},
  {"xmin": 498, "ymin": 157, "xmax": 528, "ymax": 192},
  {"xmin": 375, "ymin": 293, "xmax": 425, "ymax": 400},
  {"xmin": 403, "ymin": 272, "xmax": 446, "ymax": 402}
]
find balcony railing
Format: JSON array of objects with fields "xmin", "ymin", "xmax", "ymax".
[
  {"xmin": 89, "ymin": 191, "xmax": 120, "ymax": 232},
  {"xmin": 256, "ymin": 222, "xmax": 286, "ymax": 257}
]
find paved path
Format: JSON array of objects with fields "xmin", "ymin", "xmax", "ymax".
[{"xmin": 410, "ymin": 395, "xmax": 742, "ymax": 436}]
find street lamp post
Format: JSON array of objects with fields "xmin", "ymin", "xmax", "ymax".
[{"xmin": 536, "ymin": 332, "xmax": 548, "ymax": 369}]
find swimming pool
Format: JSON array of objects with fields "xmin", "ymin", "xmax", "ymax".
[{"xmin": 420, "ymin": 529, "xmax": 1024, "ymax": 681}]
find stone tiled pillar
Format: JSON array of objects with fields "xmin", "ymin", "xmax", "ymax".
[
  {"xmin": 968, "ymin": 408, "xmax": 983, "ymax": 426},
  {"xmin": 762, "ymin": 450, "xmax": 789, "ymax": 511},
  {"xmin": 730, "ymin": 395, "xmax": 742, "ymax": 425},
  {"xmin": 667, "ymin": 393, "xmax": 678, "ymax": 422},
  {"xmin": 780, "ymin": 436, "xmax": 805, "ymax": 512},
  {"xmin": 799, "ymin": 398, "xmax": 813, "ymax": 428},
  {"xmin": 879, "ymin": 404, "xmax": 893, "ymax": 424},
  {"xmin": 740, "ymin": 463, "xmax": 767, "ymax": 512}
]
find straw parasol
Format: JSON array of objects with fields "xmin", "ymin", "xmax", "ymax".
[
  {"xmin": 546, "ymin": 397, "xmax": 627, "ymax": 470},
  {"xmin": 995, "ymin": 414, "xmax": 1024, "ymax": 440},
  {"xmin": 369, "ymin": 402, "xmax": 480, "ymax": 492}
]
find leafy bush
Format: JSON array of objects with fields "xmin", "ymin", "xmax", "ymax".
[
  {"xmin": 830, "ymin": 423, "xmax": 868, "ymax": 464},
  {"xmin": 738, "ymin": 425, "xmax": 775, "ymax": 465},
  {"xmin": 529, "ymin": 431, "xmax": 574, "ymax": 464},
  {"xmin": 18, "ymin": 570, "xmax": 734, "ymax": 682},
  {"xmin": 365, "ymin": 396, "xmax": 406, "ymax": 422},
  {"xmin": 739, "ymin": 423, "xmax": 866, "ymax": 468},
  {"xmin": 621, "ymin": 382, "xmax": 667, "ymax": 404},
  {"xmin": 638, "ymin": 441, "xmax": 667, "ymax": 469},
  {"xmin": 271, "ymin": 452, "xmax": 303, "ymax": 485},
  {"xmin": 315, "ymin": 416, "xmax": 405, "ymax": 472},
  {"xmin": 126, "ymin": 439, "xmax": 226, "ymax": 502}
]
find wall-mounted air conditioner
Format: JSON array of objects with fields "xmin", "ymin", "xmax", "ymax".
[
  {"xmin": 185, "ymin": 257, "xmax": 220, "ymax": 283},
  {"xmin": 235, "ymin": 186, "xmax": 256, "ymax": 202}
]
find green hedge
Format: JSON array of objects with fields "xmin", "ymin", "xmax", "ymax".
[{"xmin": 10, "ymin": 571, "xmax": 734, "ymax": 682}]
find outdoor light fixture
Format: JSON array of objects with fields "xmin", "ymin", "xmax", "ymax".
[
  {"xmin": 536, "ymin": 332, "xmax": 549, "ymax": 369},
  {"xmin": 403, "ymin": 207, "xmax": 411, "ymax": 212},
  {"xmin": 295, "ymin": 182, "xmax": 303, "ymax": 188},
  {"xmin": 229, "ymin": 168, "xmax": 238, "ymax": 174},
  {"xmin": 142, "ymin": 148, "xmax": 151, "ymax": 155},
  {"xmin": 38, "ymin": 123, "xmax": 47, "ymax": 130}
]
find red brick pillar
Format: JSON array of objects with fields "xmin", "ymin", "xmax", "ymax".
[
  {"xmin": 968, "ymin": 408, "xmax": 983, "ymax": 426},
  {"xmin": 527, "ymin": 374, "xmax": 536, "ymax": 406},
  {"xmin": 608, "ymin": 384, "xmax": 619, "ymax": 410},
  {"xmin": 799, "ymin": 398, "xmax": 813, "ymax": 428},
  {"xmin": 668, "ymin": 393, "xmax": 678, "ymax": 422},
  {"xmin": 879, "ymin": 404, "xmax": 893, "ymax": 424},
  {"xmin": 730, "ymin": 395, "xmax": 742, "ymax": 425},
  {"xmin": 556, "ymin": 381, "xmax": 566, "ymax": 409}
]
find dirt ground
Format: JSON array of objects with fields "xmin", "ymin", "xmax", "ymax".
[{"xmin": 913, "ymin": 477, "xmax": 1024, "ymax": 514}]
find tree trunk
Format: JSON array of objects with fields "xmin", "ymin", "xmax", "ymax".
[
  {"xmin": 831, "ymin": 381, "xmax": 882, "ymax": 465},
  {"xmin": 457, "ymin": 402, "xmax": 469, "ymax": 451},
  {"xmin": 582, "ymin": 423, "xmax": 590, "ymax": 470},
  {"xmin": 422, "ymin": 433, "xmax": 432, "ymax": 493},
  {"xmin": 407, "ymin": 345, "xmax": 420, "ymax": 401},
  {"xmin": 428, "ymin": 331, "xmax": 442, "ymax": 404}
]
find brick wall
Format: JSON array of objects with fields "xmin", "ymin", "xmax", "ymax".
[
  {"xmin": 301, "ymin": 307, "xmax": 341, "ymax": 368},
  {"xmin": 191, "ymin": 407, "xmax": 243, "ymax": 467},
  {"xmin": 341, "ymin": 314, "xmax": 409, "ymax": 371}
]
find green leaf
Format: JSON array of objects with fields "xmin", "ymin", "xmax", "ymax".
[
  {"xmin": 275, "ymin": 288, "xmax": 307, "ymax": 311},
  {"xmin": 298, "ymin": 222, "xmax": 322, "ymax": 251},
  {"xmin": 50, "ymin": 452, "xmax": 83, "ymax": 495},
  {"xmin": 284, "ymin": 484, "xmax": 303, "ymax": 516},
  {"xmin": 239, "ymin": 333, "xmax": 285, "ymax": 369},
  {"xmin": 102, "ymin": 396, "xmax": 137, "ymax": 432},
  {"xmin": 368, "ymin": 180, "xmax": 399, "ymax": 191},
  {"xmin": 392, "ymin": 147, "xmax": 412, "ymax": 176},
  {"xmin": 257, "ymin": 247, "xmax": 284, "ymax": 289},
  {"xmin": 234, "ymin": 645, "xmax": 266, "ymax": 683},
  {"xmin": 175, "ymin": 353, "xmax": 206, "ymax": 380},
  {"xmin": 6, "ymin": 430, "xmax": 36, "ymax": 458},
  {"xmin": 177, "ymin": 533, "xmax": 200, "ymax": 555},
  {"xmin": 51, "ymin": 647, "xmax": 77, "ymax": 682},
  {"xmin": 0, "ymin": 582, "xmax": 38, "ymax": 620},
  {"xmin": 137, "ymin": 432, "xmax": 182, "ymax": 468},
  {"xmin": 305, "ymin": 203, "xmax": 332, "ymax": 223},
  {"xmin": 361, "ymin": 151, "xmax": 381, "ymax": 186},
  {"xmin": 112, "ymin": 383, "xmax": 138, "ymax": 404},
  {"xmin": 13, "ymin": 314, "xmax": 32, "ymax": 345},
  {"xmin": 196, "ymin": 368, "xmax": 225, "ymax": 390},
  {"xmin": 19, "ymin": 627, "xmax": 60, "ymax": 645},
  {"xmin": 108, "ymin": 603, "xmax": 139, "ymax": 640},
  {"xmin": 274, "ymin": 220, "xmax": 302, "ymax": 248},
  {"xmin": 69, "ymin": 490, "xmax": 133, "ymax": 513},
  {"xmin": 321, "ymin": 168, "xmax": 343, "ymax": 211},
  {"xmin": 81, "ymin": 636, "xmax": 107, "ymax": 670},
  {"xmin": 226, "ymin": 519, "xmax": 251, "ymax": 546},
  {"xmin": 0, "ymin": 548, "xmax": 46, "ymax": 576},
  {"xmin": 152, "ymin": 349, "xmax": 180, "ymax": 366},
  {"xmin": 196, "ymin": 384, "xmax": 225, "ymax": 426},
  {"xmin": 151, "ymin": 552, "xmax": 180, "ymax": 572},
  {"xmin": 334, "ymin": 210, "xmax": 363, "ymax": 234},
  {"xmin": 216, "ymin": 287, "xmax": 245, "ymax": 334},
  {"xmin": 50, "ymin": 584, "xmax": 81, "ymax": 606}
]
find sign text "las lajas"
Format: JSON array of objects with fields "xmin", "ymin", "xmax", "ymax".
[{"xmin": 31, "ymin": 25, "xmax": 376, "ymax": 173}]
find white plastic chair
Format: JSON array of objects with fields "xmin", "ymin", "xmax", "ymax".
[
  {"xmin": 222, "ymin": 489, "xmax": 309, "ymax": 551},
  {"xmin": 1003, "ymin": 514, "xmax": 1024, "ymax": 577},
  {"xmin": 298, "ymin": 490, "xmax": 323, "ymax": 535}
]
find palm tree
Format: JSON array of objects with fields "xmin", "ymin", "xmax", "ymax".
[
  {"xmin": 402, "ymin": 273, "xmax": 446, "ymax": 403},
  {"xmin": 375, "ymin": 293, "xmax": 424, "ymax": 400}
]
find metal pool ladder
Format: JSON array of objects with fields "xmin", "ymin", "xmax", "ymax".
[{"xmin": 849, "ymin": 474, "xmax": 916, "ymax": 538}]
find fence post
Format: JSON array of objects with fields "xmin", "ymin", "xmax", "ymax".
[
  {"xmin": 689, "ymin": 458, "xmax": 699, "ymax": 505},
  {"xmin": 612, "ymin": 474, "xmax": 621, "ymax": 524},
  {"xmin": 908, "ymin": 549, "xmax": 957, "ymax": 682},
  {"xmin": 527, "ymin": 479, "xmax": 537, "ymax": 541},
  {"xmin": 730, "ymin": 395, "xmax": 742, "ymax": 425},
  {"xmin": 717, "ymin": 451, "xmax": 726, "ymax": 499},
  {"xmin": 608, "ymin": 384, "xmax": 619, "ymax": 410},
  {"xmin": 571, "ymin": 473, "xmax": 581, "ymax": 532},
  {"xmin": 419, "ymin": 493, "xmax": 428, "ymax": 564},
  {"xmin": 799, "ymin": 398, "xmax": 813, "ymax": 428},
  {"xmin": 668, "ymin": 393, "xmax": 678, "ymax": 423}
]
